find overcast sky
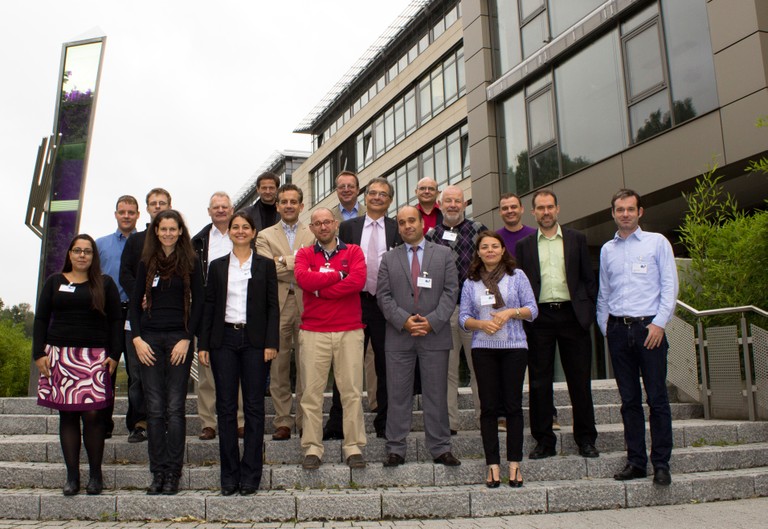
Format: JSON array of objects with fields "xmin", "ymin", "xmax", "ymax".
[{"xmin": 0, "ymin": 0, "xmax": 412, "ymax": 307}]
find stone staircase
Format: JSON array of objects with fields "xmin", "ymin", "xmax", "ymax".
[{"xmin": 0, "ymin": 379, "xmax": 766, "ymax": 522}]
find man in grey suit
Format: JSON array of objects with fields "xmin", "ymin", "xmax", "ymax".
[{"xmin": 376, "ymin": 205, "xmax": 461, "ymax": 467}]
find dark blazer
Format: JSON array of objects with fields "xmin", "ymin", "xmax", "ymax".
[
  {"xmin": 515, "ymin": 227, "xmax": 597, "ymax": 330},
  {"xmin": 198, "ymin": 253, "xmax": 280, "ymax": 352},
  {"xmin": 119, "ymin": 228, "xmax": 148, "ymax": 301},
  {"xmin": 191, "ymin": 223, "xmax": 212, "ymax": 284},
  {"xmin": 243, "ymin": 200, "xmax": 280, "ymax": 234},
  {"xmin": 338, "ymin": 215, "xmax": 402, "ymax": 249}
]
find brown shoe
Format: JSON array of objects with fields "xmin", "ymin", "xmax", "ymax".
[
  {"xmin": 237, "ymin": 427, "xmax": 245, "ymax": 439},
  {"xmin": 272, "ymin": 426, "xmax": 291, "ymax": 441},
  {"xmin": 199, "ymin": 427, "xmax": 216, "ymax": 440}
]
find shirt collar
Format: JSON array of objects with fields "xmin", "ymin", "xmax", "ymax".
[
  {"xmin": 409, "ymin": 239, "xmax": 426, "ymax": 251},
  {"xmin": 613, "ymin": 226, "xmax": 645, "ymax": 242},
  {"xmin": 313, "ymin": 237, "xmax": 346, "ymax": 253},
  {"xmin": 114, "ymin": 228, "xmax": 135, "ymax": 240},
  {"xmin": 340, "ymin": 202, "xmax": 359, "ymax": 215},
  {"xmin": 537, "ymin": 224, "xmax": 563, "ymax": 241},
  {"xmin": 364, "ymin": 215, "xmax": 384, "ymax": 228},
  {"xmin": 210, "ymin": 224, "xmax": 228, "ymax": 238},
  {"xmin": 281, "ymin": 220, "xmax": 298, "ymax": 232}
]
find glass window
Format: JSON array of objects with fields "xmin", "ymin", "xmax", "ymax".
[
  {"xmin": 398, "ymin": 53, "xmax": 408, "ymax": 73},
  {"xmin": 555, "ymin": 30, "xmax": 626, "ymax": 175},
  {"xmin": 434, "ymin": 139, "xmax": 448, "ymax": 186},
  {"xmin": 621, "ymin": 2, "xmax": 659, "ymax": 36},
  {"xmin": 418, "ymin": 33, "xmax": 430, "ymax": 53},
  {"xmin": 384, "ymin": 107, "xmax": 395, "ymax": 150},
  {"xmin": 419, "ymin": 77, "xmax": 432, "ymax": 123},
  {"xmin": 630, "ymin": 89, "xmax": 672, "ymax": 143},
  {"xmin": 531, "ymin": 146, "xmax": 559, "ymax": 189},
  {"xmin": 625, "ymin": 24, "xmax": 665, "ymax": 100},
  {"xmin": 423, "ymin": 148, "xmax": 436, "ymax": 184},
  {"xmin": 445, "ymin": 5, "xmax": 458, "ymax": 28},
  {"xmin": 447, "ymin": 130, "xmax": 462, "ymax": 183},
  {"xmin": 368, "ymin": 84, "xmax": 377, "ymax": 101},
  {"xmin": 407, "ymin": 158, "xmax": 420, "ymax": 201},
  {"xmin": 661, "ymin": 0, "xmax": 718, "ymax": 124},
  {"xmin": 377, "ymin": 74, "xmax": 386, "ymax": 92},
  {"xmin": 527, "ymin": 88, "xmax": 555, "ymax": 151},
  {"xmin": 408, "ymin": 43, "xmax": 418, "ymax": 63},
  {"xmin": 374, "ymin": 116, "xmax": 385, "ymax": 158},
  {"xmin": 433, "ymin": 15, "xmax": 446, "ymax": 40},
  {"xmin": 522, "ymin": 11, "xmax": 549, "ymax": 59},
  {"xmin": 498, "ymin": 91, "xmax": 529, "ymax": 194},
  {"xmin": 404, "ymin": 88, "xmax": 417, "ymax": 135},
  {"xmin": 431, "ymin": 68, "xmax": 445, "ymax": 112},
  {"xmin": 389, "ymin": 63, "xmax": 399, "ymax": 83},
  {"xmin": 460, "ymin": 124, "xmax": 470, "ymax": 180},
  {"xmin": 520, "ymin": 0, "xmax": 544, "ymax": 21},
  {"xmin": 394, "ymin": 99, "xmax": 405, "ymax": 143},
  {"xmin": 549, "ymin": 0, "xmax": 603, "ymax": 37},
  {"xmin": 457, "ymin": 48, "xmax": 466, "ymax": 96},
  {"xmin": 396, "ymin": 166, "xmax": 407, "ymax": 208},
  {"xmin": 363, "ymin": 125, "xmax": 373, "ymax": 166},
  {"xmin": 492, "ymin": 0, "xmax": 522, "ymax": 75},
  {"xmin": 356, "ymin": 132, "xmax": 365, "ymax": 172},
  {"xmin": 444, "ymin": 55, "xmax": 458, "ymax": 105}
]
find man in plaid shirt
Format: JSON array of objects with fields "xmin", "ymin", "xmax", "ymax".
[{"xmin": 425, "ymin": 185, "xmax": 487, "ymax": 433}]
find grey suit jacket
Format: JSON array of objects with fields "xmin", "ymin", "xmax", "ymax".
[{"xmin": 376, "ymin": 241, "xmax": 458, "ymax": 351}]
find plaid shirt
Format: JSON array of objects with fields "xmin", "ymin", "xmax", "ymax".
[{"xmin": 426, "ymin": 218, "xmax": 487, "ymax": 296}]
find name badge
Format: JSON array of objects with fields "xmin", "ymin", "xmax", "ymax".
[
  {"xmin": 152, "ymin": 274, "xmax": 160, "ymax": 287},
  {"xmin": 59, "ymin": 284, "xmax": 76, "ymax": 293},
  {"xmin": 417, "ymin": 276, "xmax": 432, "ymax": 288},
  {"xmin": 319, "ymin": 265, "xmax": 335, "ymax": 273},
  {"xmin": 442, "ymin": 231, "xmax": 458, "ymax": 242},
  {"xmin": 480, "ymin": 294, "xmax": 496, "ymax": 306},
  {"xmin": 124, "ymin": 320, "xmax": 132, "ymax": 331},
  {"xmin": 632, "ymin": 263, "xmax": 648, "ymax": 274}
]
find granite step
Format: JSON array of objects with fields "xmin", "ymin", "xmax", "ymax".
[
  {"xmin": 0, "ymin": 465, "xmax": 766, "ymax": 522},
  {"xmin": 0, "ymin": 418, "xmax": 763, "ymax": 466}
]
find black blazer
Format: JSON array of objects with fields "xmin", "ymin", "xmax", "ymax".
[
  {"xmin": 515, "ymin": 227, "xmax": 597, "ymax": 330},
  {"xmin": 338, "ymin": 215, "xmax": 402, "ymax": 249},
  {"xmin": 198, "ymin": 252, "xmax": 280, "ymax": 352}
]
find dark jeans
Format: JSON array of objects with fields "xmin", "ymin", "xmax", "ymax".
[
  {"xmin": 139, "ymin": 330, "xmax": 193, "ymax": 476},
  {"xmin": 124, "ymin": 329, "xmax": 146, "ymax": 431},
  {"xmin": 607, "ymin": 317, "xmax": 672, "ymax": 471},
  {"xmin": 211, "ymin": 327, "xmax": 268, "ymax": 489},
  {"xmin": 528, "ymin": 303, "xmax": 597, "ymax": 449},
  {"xmin": 326, "ymin": 293, "xmax": 388, "ymax": 435},
  {"xmin": 472, "ymin": 347, "xmax": 528, "ymax": 464}
]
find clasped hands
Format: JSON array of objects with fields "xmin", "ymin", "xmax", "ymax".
[
  {"xmin": 480, "ymin": 310, "xmax": 512, "ymax": 336},
  {"xmin": 404, "ymin": 314, "xmax": 433, "ymax": 336}
]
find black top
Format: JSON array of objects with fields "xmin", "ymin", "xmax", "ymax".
[
  {"xmin": 129, "ymin": 258, "xmax": 204, "ymax": 339},
  {"xmin": 32, "ymin": 273, "xmax": 123, "ymax": 360},
  {"xmin": 191, "ymin": 223, "xmax": 212, "ymax": 285},
  {"xmin": 242, "ymin": 200, "xmax": 280, "ymax": 234}
]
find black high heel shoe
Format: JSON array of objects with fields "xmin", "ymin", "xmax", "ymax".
[
  {"xmin": 509, "ymin": 463, "xmax": 523, "ymax": 488},
  {"xmin": 485, "ymin": 464, "xmax": 500, "ymax": 488},
  {"xmin": 86, "ymin": 476, "xmax": 104, "ymax": 495},
  {"xmin": 63, "ymin": 479, "xmax": 80, "ymax": 496}
]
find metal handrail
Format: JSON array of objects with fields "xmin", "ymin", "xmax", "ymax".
[{"xmin": 673, "ymin": 299, "xmax": 766, "ymax": 421}]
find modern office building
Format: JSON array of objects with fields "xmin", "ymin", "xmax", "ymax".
[
  {"xmin": 289, "ymin": 0, "xmax": 768, "ymax": 376},
  {"xmin": 234, "ymin": 150, "xmax": 310, "ymax": 210}
]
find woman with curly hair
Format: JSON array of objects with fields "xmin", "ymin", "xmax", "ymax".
[
  {"xmin": 33, "ymin": 234, "xmax": 123, "ymax": 496},
  {"xmin": 130, "ymin": 209, "xmax": 203, "ymax": 495}
]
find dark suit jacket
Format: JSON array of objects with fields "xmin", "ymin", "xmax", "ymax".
[
  {"xmin": 191, "ymin": 223, "xmax": 212, "ymax": 285},
  {"xmin": 338, "ymin": 215, "xmax": 402, "ymax": 249},
  {"xmin": 198, "ymin": 253, "xmax": 280, "ymax": 352},
  {"xmin": 515, "ymin": 227, "xmax": 596, "ymax": 330},
  {"xmin": 243, "ymin": 199, "xmax": 280, "ymax": 234},
  {"xmin": 119, "ymin": 228, "xmax": 148, "ymax": 301}
]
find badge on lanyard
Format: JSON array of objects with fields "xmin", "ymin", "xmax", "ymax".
[
  {"xmin": 319, "ymin": 262, "xmax": 335, "ymax": 273},
  {"xmin": 442, "ymin": 230, "xmax": 458, "ymax": 242},
  {"xmin": 152, "ymin": 274, "xmax": 160, "ymax": 287},
  {"xmin": 481, "ymin": 289, "xmax": 495, "ymax": 306},
  {"xmin": 59, "ymin": 284, "xmax": 76, "ymax": 293},
  {"xmin": 417, "ymin": 272, "xmax": 432, "ymax": 289},
  {"xmin": 632, "ymin": 262, "xmax": 648, "ymax": 274}
]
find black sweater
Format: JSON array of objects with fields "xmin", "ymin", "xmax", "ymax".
[{"xmin": 32, "ymin": 274, "xmax": 123, "ymax": 360}]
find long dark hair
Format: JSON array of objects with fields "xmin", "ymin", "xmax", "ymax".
[
  {"xmin": 62, "ymin": 234, "xmax": 106, "ymax": 314},
  {"xmin": 141, "ymin": 210, "xmax": 196, "ymax": 328},
  {"xmin": 467, "ymin": 231, "xmax": 516, "ymax": 281}
]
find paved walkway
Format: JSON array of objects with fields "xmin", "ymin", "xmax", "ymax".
[{"xmin": 0, "ymin": 497, "xmax": 766, "ymax": 528}]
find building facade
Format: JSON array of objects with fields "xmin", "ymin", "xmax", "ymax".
[{"xmin": 234, "ymin": 150, "xmax": 309, "ymax": 210}]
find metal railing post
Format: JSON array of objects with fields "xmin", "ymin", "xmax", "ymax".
[
  {"xmin": 696, "ymin": 318, "xmax": 711, "ymax": 419},
  {"xmin": 740, "ymin": 313, "xmax": 756, "ymax": 421}
]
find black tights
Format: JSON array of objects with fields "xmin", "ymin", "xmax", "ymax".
[{"xmin": 59, "ymin": 410, "xmax": 106, "ymax": 481}]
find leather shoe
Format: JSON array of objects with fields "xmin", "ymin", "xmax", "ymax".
[
  {"xmin": 653, "ymin": 468, "xmax": 672, "ymax": 486},
  {"xmin": 450, "ymin": 429, "xmax": 458, "ymax": 436},
  {"xmin": 240, "ymin": 485, "xmax": 257, "ymax": 496},
  {"xmin": 322, "ymin": 429, "xmax": 343, "ymax": 441},
  {"xmin": 86, "ymin": 476, "xmax": 104, "ymax": 495},
  {"xmin": 346, "ymin": 454, "xmax": 367, "ymax": 469},
  {"xmin": 221, "ymin": 484, "xmax": 238, "ymax": 496},
  {"xmin": 383, "ymin": 453, "xmax": 405, "ymax": 467},
  {"xmin": 127, "ymin": 427, "xmax": 147, "ymax": 443},
  {"xmin": 376, "ymin": 429, "xmax": 386, "ymax": 439},
  {"xmin": 529, "ymin": 444, "xmax": 556, "ymax": 460},
  {"xmin": 614, "ymin": 464, "xmax": 647, "ymax": 481},
  {"xmin": 199, "ymin": 427, "xmax": 216, "ymax": 440},
  {"xmin": 578, "ymin": 443, "xmax": 600, "ymax": 458},
  {"xmin": 237, "ymin": 427, "xmax": 245, "ymax": 439},
  {"xmin": 302, "ymin": 455, "xmax": 322, "ymax": 470},
  {"xmin": 62, "ymin": 479, "xmax": 80, "ymax": 496},
  {"xmin": 162, "ymin": 473, "xmax": 180, "ymax": 495},
  {"xmin": 433, "ymin": 452, "xmax": 461, "ymax": 466},
  {"xmin": 272, "ymin": 426, "xmax": 291, "ymax": 441},
  {"xmin": 147, "ymin": 473, "xmax": 164, "ymax": 495}
]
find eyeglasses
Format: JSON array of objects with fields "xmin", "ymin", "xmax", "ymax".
[
  {"xmin": 148, "ymin": 200, "xmax": 169, "ymax": 207},
  {"xmin": 418, "ymin": 186, "xmax": 437, "ymax": 192},
  {"xmin": 70, "ymin": 248, "xmax": 94, "ymax": 256},
  {"xmin": 337, "ymin": 184, "xmax": 357, "ymax": 190},
  {"xmin": 311, "ymin": 220, "xmax": 335, "ymax": 228},
  {"xmin": 366, "ymin": 190, "xmax": 391, "ymax": 199}
]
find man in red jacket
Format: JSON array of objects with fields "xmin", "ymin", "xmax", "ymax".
[{"xmin": 294, "ymin": 207, "xmax": 367, "ymax": 470}]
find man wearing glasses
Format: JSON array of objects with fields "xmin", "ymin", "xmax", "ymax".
[
  {"xmin": 332, "ymin": 171, "xmax": 367, "ymax": 222},
  {"xmin": 324, "ymin": 178, "xmax": 402, "ymax": 441},
  {"xmin": 414, "ymin": 177, "xmax": 442, "ymax": 235},
  {"xmin": 294, "ymin": 208, "xmax": 367, "ymax": 470}
]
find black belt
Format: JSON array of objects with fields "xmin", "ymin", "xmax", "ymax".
[
  {"xmin": 360, "ymin": 291, "xmax": 376, "ymax": 300},
  {"xmin": 224, "ymin": 322, "xmax": 247, "ymax": 330},
  {"xmin": 539, "ymin": 301, "xmax": 570, "ymax": 310},
  {"xmin": 609, "ymin": 315, "xmax": 654, "ymax": 325}
]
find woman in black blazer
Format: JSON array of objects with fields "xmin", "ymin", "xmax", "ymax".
[{"xmin": 198, "ymin": 210, "xmax": 279, "ymax": 496}]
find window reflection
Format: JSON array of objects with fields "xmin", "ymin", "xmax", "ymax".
[
  {"xmin": 625, "ymin": 24, "xmax": 665, "ymax": 100},
  {"xmin": 549, "ymin": 0, "xmax": 604, "ymax": 37},
  {"xmin": 491, "ymin": 0, "xmax": 522, "ymax": 75},
  {"xmin": 630, "ymin": 89, "xmax": 672, "ymax": 143},
  {"xmin": 527, "ymin": 89, "xmax": 555, "ymax": 151},
  {"xmin": 522, "ymin": 11, "xmax": 549, "ymax": 59},
  {"xmin": 499, "ymin": 92, "xmax": 529, "ymax": 195}
]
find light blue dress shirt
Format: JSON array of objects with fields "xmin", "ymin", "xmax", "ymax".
[
  {"xmin": 96, "ymin": 229, "xmax": 135, "ymax": 302},
  {"xmin": 596, "ymin": 227, "xmax": 679, "ymax": 335}
]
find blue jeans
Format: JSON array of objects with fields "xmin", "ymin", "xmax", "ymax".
[
  {"xmin": 139, "ymin": 330, "xmax": 193, "ymax": 476},
  {"xmin": 211, "ymin": 327, "xmax": 268, "ymax": 489},
  {"xmin": 607, "ymin": 317, "xmax": 672, "ymax": 470}
]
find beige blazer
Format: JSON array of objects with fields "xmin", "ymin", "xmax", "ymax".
[{"xmin": 255, "ymin": 222, "xmax": 315, "ymax": 312}]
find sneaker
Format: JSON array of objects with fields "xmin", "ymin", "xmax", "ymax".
[
  {"xmin": 302, "ymin": 455, "xmax": 322, "ymax": 470},
  {"xmin": 127, "ymin": 427, "xmax": 147, "ymax": 443}
]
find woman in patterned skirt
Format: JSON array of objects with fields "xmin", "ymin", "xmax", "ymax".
[{"xmin": 33, "ymin": 234, "xmax": 123, "ymax": 496}]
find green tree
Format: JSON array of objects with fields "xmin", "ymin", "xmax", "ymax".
[
  {"xmin": 0, "ymin": 319, "xmax": 32, "ymax": 397},
  {"xmin": 746, "ymin": 116, "xmax": 768, "ymax": 177},
  {"xmin": 0, "ymin": 301, "xmax": 34, "ymax": 338}
]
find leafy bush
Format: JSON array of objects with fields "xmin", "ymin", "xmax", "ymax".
[{"xmin": 0, "ymin": 319, "xmax": 32, "ymax": 397}]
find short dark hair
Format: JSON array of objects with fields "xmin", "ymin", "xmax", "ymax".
[
  {"xmin": 146, "ymin": 188, "xmax": 171, "ymax": 205},
  {"xmin": 115, "ymin": 195, "xmax": 139, "ymax": 210},
  {"xmin": 367, "ymin": 177, "xmax": 394, "ymax": 198},
  {"xmin": 499, "ymin": 192, "xmax": 522, "ymax": 205},
  {"xmin": 397, "ymin": 204, "xmax": 423, "ymax": 221},
  {"xmin": 335, "ymin": 170, "xmax": 360, "ymax": 188},
  {"xmin": 277, "ymin": 183, "xmax": 304, "ymax": 204},
  {"xmin": 532, "ymin": 189, "xmax": 557, "ymax": 207},
  {"xmin": 611, "ymin": 189, "xmax": 642, "ymax": 210},
  {"xmin": 229, "ymin": 209, "xmax": 256, "ymax": 231},
  {"xmin": 256, "ymin": 171, "xmax": 281, "ymax": 189}
]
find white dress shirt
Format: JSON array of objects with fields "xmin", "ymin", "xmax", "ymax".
[{"xmin": 224, "ymin": 251, "xmax": 252, "ymax": 324}]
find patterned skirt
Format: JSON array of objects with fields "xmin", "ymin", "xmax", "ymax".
[{"xmin": 37, "ymin": 344, "xmax": 113, "ymax": 411}]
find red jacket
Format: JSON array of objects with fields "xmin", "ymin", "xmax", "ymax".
[{"xmin": 294, "ymin": 240, "xmax": 366, "ymax": 332}]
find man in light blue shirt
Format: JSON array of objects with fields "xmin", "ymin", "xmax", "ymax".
[{"xmin": 597, "ymin": 189, "xmax": 678, "ymax": 487}]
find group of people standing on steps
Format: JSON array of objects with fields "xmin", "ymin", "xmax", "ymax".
[{"xmin": 33, "ymin": 170, "xmax": 678, "ymax": 497}]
